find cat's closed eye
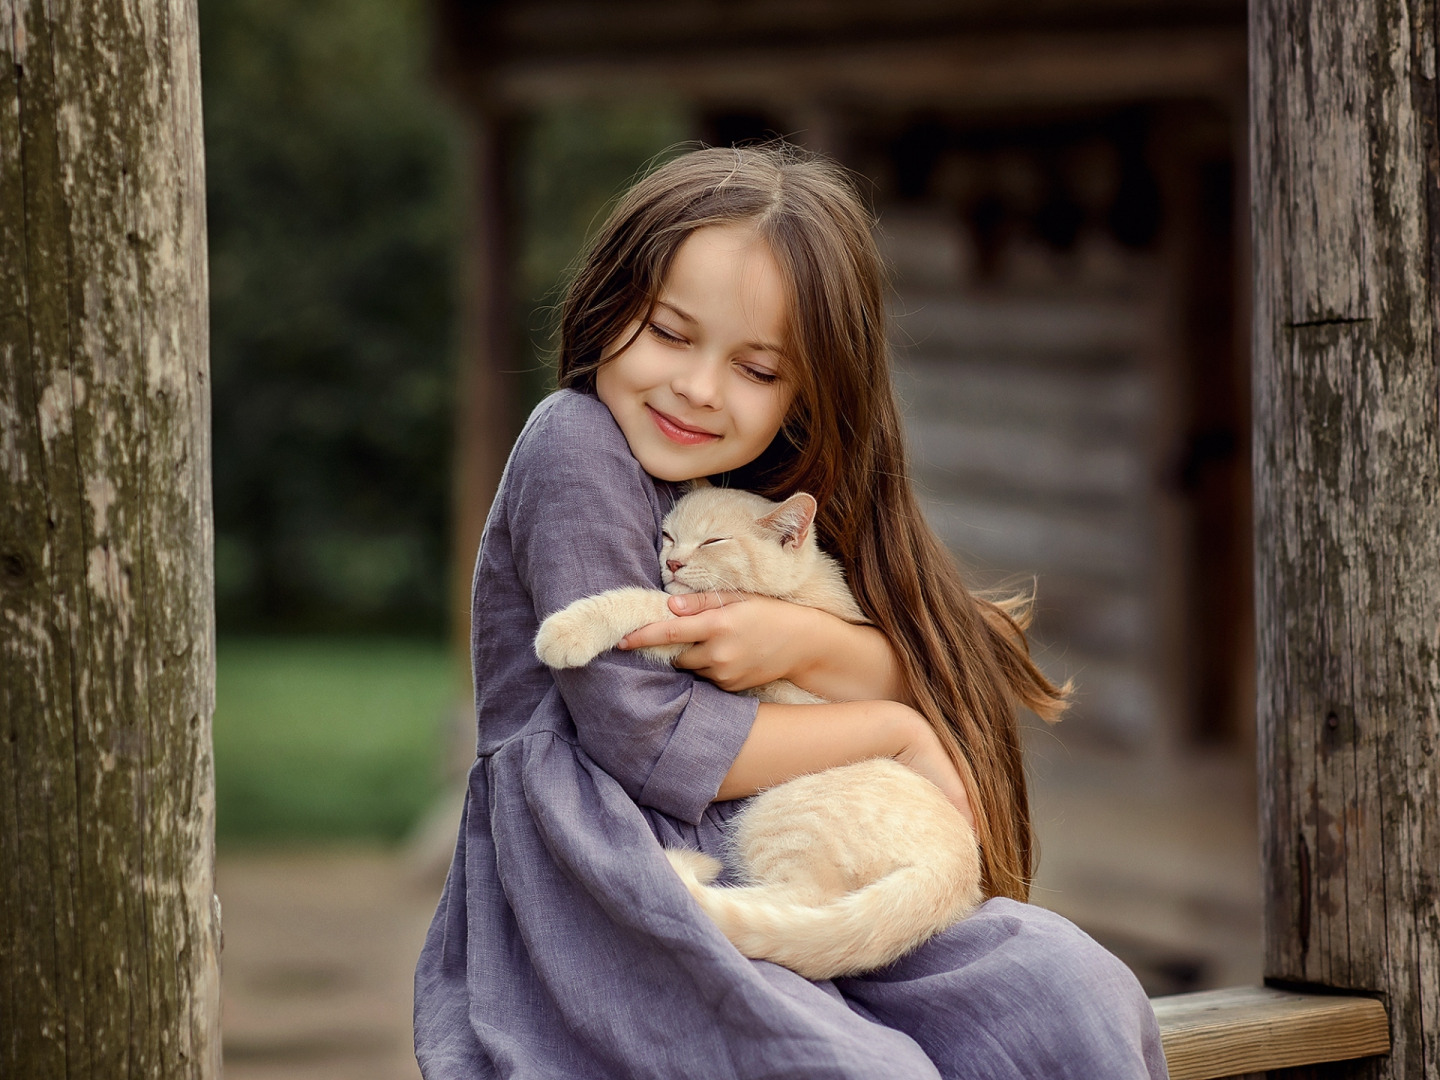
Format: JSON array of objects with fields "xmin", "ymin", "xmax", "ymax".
[{"xmin": 701, "ymin": 537, "xmax": 728, "ymax": 546}]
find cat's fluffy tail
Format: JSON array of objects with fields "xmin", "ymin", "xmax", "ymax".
[{"xmin": 664, "ymin": 849, "xmax": 982, "ymax": 980}]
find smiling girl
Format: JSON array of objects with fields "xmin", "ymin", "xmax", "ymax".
[{"xmin": 414, "ymin": 145, "xmax": 1167, "ymax": 1079}]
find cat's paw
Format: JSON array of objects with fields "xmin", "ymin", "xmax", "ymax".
[
  {"xmin": 665, "ymin": 848, "xmax": 724, "ymax": 887},
  {"xmin": 534, "ymin": 608, "xmax": 607, "ymax": 669}
]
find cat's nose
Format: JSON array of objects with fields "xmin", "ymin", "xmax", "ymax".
[{"xmin": 666, "ymin": 559, "xmax": 684, "ymax": 573}]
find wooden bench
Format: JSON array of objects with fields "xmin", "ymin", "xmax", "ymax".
[{"xmin": 1152, "ymin": 987, "xmax": 1389, "ymax": 1079}]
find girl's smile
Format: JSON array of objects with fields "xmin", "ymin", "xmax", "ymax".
[
  {"xmin": 646, "ymin": 404, "xmax": 719, "ymax": 445},
  {"xmin": 596, "ymin": 223, "xmax": 794, "ymax": 483}
]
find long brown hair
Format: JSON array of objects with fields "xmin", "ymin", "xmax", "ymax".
[{"xmin": 556, "ymin": 144, "xmax": 1069, "ymax": 901}]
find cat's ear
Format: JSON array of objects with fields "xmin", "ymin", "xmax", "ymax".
[{"xmin": 757, "ymin": 493, "xmax": 817, "ymax": 549}]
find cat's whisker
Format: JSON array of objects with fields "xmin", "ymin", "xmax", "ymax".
[{"xmin": 709, "ymin": 574, "xmax": 743, "ymax": 599}]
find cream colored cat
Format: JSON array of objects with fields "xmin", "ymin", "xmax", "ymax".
[
  {"xmin": 534, "ymin": 486, "xmax": 860, "ymax": 704},
  {"xmin": 534, "ymin": 485, "xmax": 982, "ymax": 979}
]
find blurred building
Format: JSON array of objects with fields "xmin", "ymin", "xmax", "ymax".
[
  {"xmin": 433, "ymin": 0, "xmax": 1257, "ymax": 992},
  {"xmin": 439, "ymin": 0, "xmax": 1250, "ymax": 756}
]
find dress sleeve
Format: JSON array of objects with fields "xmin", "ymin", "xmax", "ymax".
[{"xmin": 505, "ymin": 393, "xmax": 758, "ymax": 824}]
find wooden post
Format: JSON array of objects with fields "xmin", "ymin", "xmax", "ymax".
[
  {"xmin": 0, "ymin": 0, "xmax": 220, "ymax": 1076},
  {"xmin": 1251, "ymin": 0, "xmax": 1440, "ymax": 1076},
  {"xmin": 449, "ymin": 110, "xmax": 522, "ymax": 672}
]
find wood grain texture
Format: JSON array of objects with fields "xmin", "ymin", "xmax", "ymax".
[
  {"xmin": 0, "ymin": 0, "xmax": 220, "ymax": 1075},
  {"xmin": 1153, "ymin": 987, "xmax": 1390, "ymax": 1080},
  {"xmin": 1251, "ymin": 0, "xmax": 1440, "ymax": 1076}
]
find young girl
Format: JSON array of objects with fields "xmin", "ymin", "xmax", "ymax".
[{"xmin": 415, "ymin": 144, "xmax": 1168, "ymax": 1079}]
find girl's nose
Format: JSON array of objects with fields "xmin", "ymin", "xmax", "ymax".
[
  {"xmin": 666, "ymin": 559, "xmax": 684, "ymax": 573},
  {"xmin": 671, "ymin": 358, "xmax": 721, "ymax": 408}
]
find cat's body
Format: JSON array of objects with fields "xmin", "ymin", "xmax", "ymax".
[
  {"xmin": 533, "ymin": 485, "xmax": 982, "ymax": 979},
  {"xmin": 666, "ymin": 758, "xmax": 981, "ymax": 979}
]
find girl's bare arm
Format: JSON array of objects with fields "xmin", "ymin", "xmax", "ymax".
[
  {"xmin": 718, "ymin": 700, "xmax": 973, "ymax": 826},
  {"xmin": 781, "ymin": 605, "xmax": 913, "ymax": 705}
]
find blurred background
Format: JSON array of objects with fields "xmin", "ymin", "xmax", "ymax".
[{"xmin": 205, "ymin": 2, "xmax": 1257, "ymax": 1077}]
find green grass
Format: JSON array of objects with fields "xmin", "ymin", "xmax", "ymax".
[{"xmin": 214, "ymin": 636, "xmax": 461, "ymax": 844}]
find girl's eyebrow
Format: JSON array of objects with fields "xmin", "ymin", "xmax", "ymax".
[
  {"xmin": 656, "ymin": 300, "xmax": 784, "ymax": 356},
  {"xmin": 655, "ymin": 300, "xmax": 698, "ymax": 325}
]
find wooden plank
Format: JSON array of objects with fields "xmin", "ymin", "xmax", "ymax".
[
  {"xmin": 1153, "ymin": 987, "xmax": 1389, "ymax": 1080},
  {"xmin": 482, "ymin": 27, "xmax": 1246, "ymax": 112},
  {"xmin": 1017, "ymin": 575, "xmax": 1151, "ymax": 657},
  {"xmin": 920, "ymin": 494, "xmax": 1148, "ymax": 583},
  {"xmin": 908, "ymin": 417, "xmax": 1146, "ymax": 500},
  {"xmin": 492, "ymin": 0, "xmax": 1246, "ymax": 52},
  {"xmin": 895, "ymin": 361, "xmax": 1150, "ymax": 432},
  {"xmin": 894, "ymin": 293, "xmax": 1151, "ymax": 357}
]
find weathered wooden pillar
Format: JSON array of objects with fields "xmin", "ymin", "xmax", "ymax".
[
  {"xmin": 1251, "ymin": 0, "xmax": 1440, "ymax": 1076},
  {"xmin": 0, "ymin": 0, "xmax": 220, "ymax": 1076}
]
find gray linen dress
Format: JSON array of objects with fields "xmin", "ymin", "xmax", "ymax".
[{"xmin": 414, "ymin": 389, "xmax": 1169, "ymax": 1079}]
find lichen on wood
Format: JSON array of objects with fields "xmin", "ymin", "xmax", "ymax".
[{"xmin": 0, "ymin": 0, "xmax": 219, "ymax": 1075}]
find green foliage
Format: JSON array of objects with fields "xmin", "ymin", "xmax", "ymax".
[
  {"xmin": 201, "ymin": 0, "xmax": 690, "ymax": 633},
  {"xmin": 514, "ymin": 102, "xmax": 691, "ymax": 403},
  {"xmin": 201, "ymin": 0, "xmax": 461, "ymax": 632},
  {"xmin": 213, "ymin": 637, "xmax": 459, "ymax": 843}
]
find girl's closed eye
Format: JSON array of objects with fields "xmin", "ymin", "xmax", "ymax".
[
  {"xmin": 740, "ymin": 362, "xmax": 780, "ymax": 384},
  {"xmin": 647, "ymin": 321, "xmax": 687, "ymax": 346}
]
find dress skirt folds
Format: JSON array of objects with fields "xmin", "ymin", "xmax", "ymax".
[{"xmin": 413, "ymin": 390, "xmax": 1170, "ymax": 1080}]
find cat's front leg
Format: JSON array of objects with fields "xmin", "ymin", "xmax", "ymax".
[{"xmin": 534, "ymin": 587, "xmax": 676, "ymax": 669}]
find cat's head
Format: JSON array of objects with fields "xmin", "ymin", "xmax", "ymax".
[{"xmin": 659, "ymin": 487, "xmax": 819, "ymax": 596}]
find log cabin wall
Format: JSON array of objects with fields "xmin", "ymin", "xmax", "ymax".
[
  {"xmin": 813, "ymin": 105, "xmax": 1249, "ymax": 750},
  {"xmin": 438, "ymin": 0, "xmax": 1251, "ymax": 758}
]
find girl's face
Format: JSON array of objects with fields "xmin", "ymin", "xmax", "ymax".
[{"xmin": 596, "ymin": 224, "xmax": 795, "ymax": 483}]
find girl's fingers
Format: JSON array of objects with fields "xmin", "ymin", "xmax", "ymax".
[
  {"xmin": 616, "ymin": 592, "xmax": 747, "ymax": 648},
  {"xmin": 617, "ymin": 614, "xmax": 712, "ymax": 650}
]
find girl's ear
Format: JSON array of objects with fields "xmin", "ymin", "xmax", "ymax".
[{"xmin": 757, "ymin": 493, "xmax": 817, "ymax": 549}]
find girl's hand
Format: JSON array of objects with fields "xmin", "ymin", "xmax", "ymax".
[
  {"xmin": 618, "ymin": 592, "xmax": 802, "ymax": 693},
  {"xmin": 620, "ymin": 590, "xmax": 914, "ymax": 705}
]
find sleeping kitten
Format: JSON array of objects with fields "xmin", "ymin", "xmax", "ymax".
[
  {"xmin": 534, "ymin": 486, "xmax": 860, "ymax": 704},
  {"xmin": 533, "ymin": 485, "xmax": 982, "ymax": 979}
]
